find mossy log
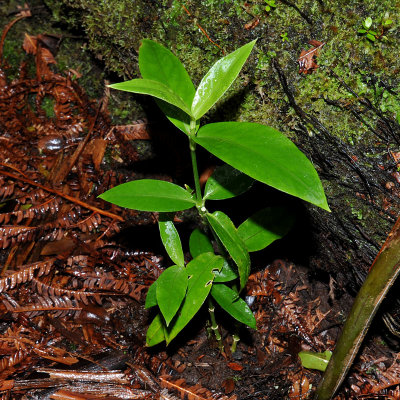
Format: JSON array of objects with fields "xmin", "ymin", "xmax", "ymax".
[{"xmin": 7, "ymin": 0, "xmax": 400, "ymax": 294}]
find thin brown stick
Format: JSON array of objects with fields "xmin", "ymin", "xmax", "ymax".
[
  {"xmin": 181, "ymin": 4, "xmax": 225, "ymax": 55},
  {"xmin": 0, "ymin": 169, "xmax": 124, "ymax": 222}
]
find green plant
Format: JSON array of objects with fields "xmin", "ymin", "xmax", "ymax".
[
  {"xmin": 99, "ymin": 39, "xmax": 329, "ymax": 349},
  {"xmin": 280, "ymin": 32, "xmax": 289, "ymax": 42},
  {"xmin": 264, "ymin": 0, "xmax": 276, "ymax": 12},
  {"xmin": 357, "ymin": 16, "xmax": 393, "ymax": 42}
]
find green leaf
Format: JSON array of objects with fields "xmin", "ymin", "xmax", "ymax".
[
  {"xmin": 364, "ymin": 16, "xmax": 373, "ymax": 29},
  {"xmin": 139, "ymin": 39, "xmax": 196, "ymax": 135},
  {"xmin": 99, "ymin": 179, "xmax": 196, "ymax": 212},
  {"xmin": 156, "ymin": 265, "xmax": 188, "ymax": 326},
  {"xmin": 238, "ymin": 207, "xmax": 295, "ymax": 252},
  {"xmin": 145, "ymin": 281, "xmax": 157, "ymax": 309},
  {"xmin": 146, "ymin": 313, "xmax": 166, "ymax": 346},
  {"xmin": 159, "ymin": 216, "xmax": 184, "ymax": 267},
  {"xmin": 213, "ymin": 259, "xmax": 238, "ymax": 282},
  {"xmin": 206, "ymin": 211, "xmax": 250, "ymax": 290},
  {"xmin": 211, "ymin": 284, "xmax": 256, "ymax": 329},
  {"xmin": 191, "ymin": 40, "xmax": 257, "ymax": 119},
  {"xmin": 108, "ymin": 79, "xmax": 192, "ymax": 116},
  {"xmin": 357, "ymin": 28, "xmax": 367, "ymax": 33},
  {"xmin": 166, "ymin": 253, "xmax": 224, "ymax": 344},
  {"xmin": 204, "ymin": 164, "xmax": 254, "ymax": 200},
  {"xmin": 189, "ymin": 228, "xmax": 214, "ymax": 258},
  {"xmin": 366, "ymin": 33, "xmax": 376, "ymax": 41},
  {"xmin": 299, "ymin": 350, "xmax": 332, "ymax": 371},
  {"xmin": 195, "ymin": 122, "xmax": 330, "ymax": 211},
  {"xmin": 139, "ymin": 39, "xmax": 195, "ymax": 107}
]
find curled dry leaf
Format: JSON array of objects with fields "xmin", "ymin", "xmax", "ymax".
[{"xmin": 298, "ymin": 39, "xmax": 325, "ymax": 74}]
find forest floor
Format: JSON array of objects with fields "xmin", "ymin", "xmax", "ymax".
[{"xmin": 1, "ymin": 4, "xmax": 400, "ymax": 400}]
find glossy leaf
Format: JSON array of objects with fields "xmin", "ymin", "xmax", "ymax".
[
  {"xmin": 195, "ymin": 122, "xmax": 330, "ymax": 211},
  {"xmin": 139, "ymin": 39, "xmax": 196, "ymax": 135},
  {"xmin": 238, "ymin": 207, "xmax": 295, "ymax": 252},
  {"xmin": 211, "ymin": 284, "xmax": 256, "ymax": 329},
  {"xmin": 189, "ymin": 228, "xmax": 214, "ymax": 258},
  {"xmin": 145, "ymin": 281, "xmax": 157, "ymax": 309},
  {"xmin": 204, "ymin": 164, "xmax": 254, "ymax": 200},
  {"xmin": 206, "ymin": 211, "xmax": 250, "ymax": 290},
  {"xmin": 99, "ymin": 179, "xmax": 196, "ymax": 212},
  {"xmin": 165, "ymin": 253, "xmax": 223, "ymax": 344},
  {"xmin": 191, "ymin": 40, "xmax": 257, "ymax": 119},
  {"xmin": 299, "ymin": 350, "xmax": 332, "ymax": 372},
  {"xmin": 213, "ymin": 259, "xmax": 238, "ymax": 282},
  {"xmin": 146, "ymin": 313, "xmax": 165, "ymax": 346},
  {"xmin": 108, "ymin": 79, "xmax": 192, "ymax": 116},
  {"xmin": 156, "ymin": 265, "xmax": 188, "ymax": 326},
  {"xmin": 159, "ymin": 217, "xmax": 184, "ymax": 267}
]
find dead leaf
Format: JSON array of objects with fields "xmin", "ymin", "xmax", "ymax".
[
  {"xmin": 227, "ymin": 362, "xmax": 244, "ymax": 371},
  {"xmin": 298, "ymin": 40, "xmax": 325, "ymax": 74}
]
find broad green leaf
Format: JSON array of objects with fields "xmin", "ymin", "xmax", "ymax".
[
  {"xmin": 206, "ymin": 211, "xmax": 250, "ymax": 290},
  {"xmin": 238, "ymin": 207, "xmax": 295, "ymax": 252},
  {"xmin": 211, "ymin": 284, "xmax": 256, "ymax": 329},
  {"xmin": 191, "ymin": 40, "xmax": 257, "ymax": 119},
  {"xmin": 156, "ymin": 265, "xmax": 188, "ymax": 326},
  {"xmin": 165, "ymin": 253, "xmax": 223, "ymax": 344},
  {"xmin": 299, "ymin": 350, "xmax": 332, "ymax": 372},
  {"xmin": 145, "ymin": 281, "xmax": 157, "ymax": 309},
  {"xmin": 146, "ymin": 313, "xmax": 165, "ymax": 346},
  {"xmin": 213, "ymin": 259, "xmax": 238, "ymax": 282},
  {"xmin": 139, "ymin": 39, "xmax": 195, "ymax": 106},
  {"xmin": 195, "ymin": 122, "xmax": 330, "ymax": 211},
  {"xmin": 108, "ymin": 79, "xmax": 192, "ymax": 116},
  {"xmin": 159, "ymin": 217, "xmax": 184, "ymax": 267},
  {"xmin": 139, "ymin": 39, "xmax": 196, "ymax": 135},
  {"xmin": 99, "ymin": 179, "xmax": 196, "ymax": 212},
  {"xmin": 204, "ymin": 164, "xmax": 254, "ymax": 200},
  {"xmin": 189, "ymin": 228, "xmax": 214, "ymax": 258}
]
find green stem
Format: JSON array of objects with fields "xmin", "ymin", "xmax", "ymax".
[
  {"xmin": 314, "ymin": 216, "xmax": 400, "ymax": 399},
  {"xmin": 208, "ymin": 297, "xmax": 224, "ymax": 353},
  {"xmin": 189, "ymin": 137, "xmax": 202, "ymax": 204}
]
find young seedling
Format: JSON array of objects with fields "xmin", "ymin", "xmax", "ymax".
[
  {"xmin": 358, "ymin": 16, "xmax": 393, "ymax": 42},
  {"xmin": 99, "ymin": 39, "xmax": 329, "ymax": 349},
  {"xmin": 264, "ymin": 0, "xmax": 276, "ymax": 12}
]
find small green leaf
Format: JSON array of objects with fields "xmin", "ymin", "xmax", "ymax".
[
  {"xmin": 195, "ymin": 122, "xmax": 330, "ymax": 211},
  {"xmin": 366, "ymin": 33, "xmax": 376, "ymax": 41},
  {"xmin": 368, "ymin": 30, "xmax": 378, "ymax": 35},
  {"xmin": 165, "ymin": 253, "xmax": 224, "ymax": 344},
  {"xmin": 238, "ymin": 207, "xmax": 295, "ymax": 252},
  {"xmin": 145, "ymin": 281, "xmax": 157, "ymax": 309},
  {"xmin": 206, "ymin": 211, "xmax": 250, "ymax": 290},
  {"xmin": 384, "ymin": 19, "xmax": 393, "ymax": 26},
  {"xmin": 204, "ymin": 164, "xmax": 254, "ymax": 200},
  {"xmin": 364, "ymin": 17, "xmax": 373, "ymax": 29},
  {"xmin": 139, "ymin": 39, "xmax": 196, "ymax": 135},
  {"xmin": 99, "ymin": 179, "xmax": 196, "ymax": 212},
  {"xmin": 189, "ymin": 228, "xmax": 214, "ymax": 258},
  {"xmin": 146, "ymin": 313, "xmax": 166, "ymax": 346},
  {"xmin": 213, "ymin": 259, "xmax": 238, "ymax": 282},
  {"xmin": 159, "ymin": 216, "xmax": 184, "ymax": 267},
  {"xmin": 211, "ymin": 284, "xmax": 256, "ymax": 329},
  {"xmin": 108, "ymin": 79, "xmax": 192, "ymax": 116},
  {"xmin": 191, "ymin": 40, "xmax": 257, "ymax": 119},
  {"xmin": 357, "ymin": 28, "xmax": 367, "ymax": 33},
  {"xmin": 299, "ymin": 350, "xmax": 332, "ymax": 371},
  {"xmin": 156, "ymin": 265, "xmax": 188, "ymax": 326}
]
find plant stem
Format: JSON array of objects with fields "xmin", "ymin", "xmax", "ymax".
[
  {"xmin": 314, "ymin": 216, "xmax": 400, "ymax": 399},
  {"xmin": 189, "ymin": 137, "xmax": 202, "ymax": 204},
  {"xmin": 208, "ymin": 297, "xmax": 224, "ymax": 353}
]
